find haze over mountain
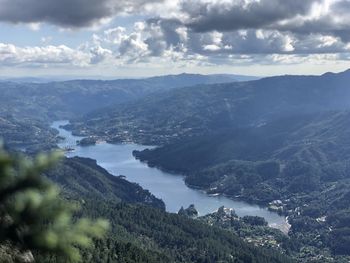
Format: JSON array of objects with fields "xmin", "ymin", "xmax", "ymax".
[
  {"xmin": 0, "ymin": 73, "xmax": 256, "ymax": 152},
  {"xmin": 0, "ymin": 73, "xmax": 259, "ymax": 84},
  {"xmin": 0, "ymin": 73, "xmax": 254, "ymax": 120},
  {"xmin": 69, "ymin": 69, "xmax": 350, "ymax": 143}
]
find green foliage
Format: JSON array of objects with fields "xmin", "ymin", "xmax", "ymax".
[
  {"xmin": 242, "ymin": 216, "xmax": 268, "ymax": 227},
  {"xmin": 328, "ymin": 227, "xmax": 350, "ymax": 255},
  {"xmin": 256, "ymin": 161, "xmax": 280, "ymax": 180},
  {"xmin": 0, "ymin": 146, "xmax": 108, "ymax": 262},
  {"xmin": 200, "ymin": 209, "xmax": 293, "ymax": 256},
  {"xmin": 75, "ymin": 202, "xmax": 292, "ymax": 263}
]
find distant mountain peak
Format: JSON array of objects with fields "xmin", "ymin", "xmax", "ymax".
[{"xmin": 322, "ymin": 68, "xmax": 350, "ymax": 78}]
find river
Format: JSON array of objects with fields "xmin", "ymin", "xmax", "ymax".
[{"xmin": 51, "ymin": 120, "xmax": 287, "ymax": 230}]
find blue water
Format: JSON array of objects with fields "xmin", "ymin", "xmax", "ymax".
[{"xmin": 51, "ymin": 121, "xmax": 286, "ymax": 228}]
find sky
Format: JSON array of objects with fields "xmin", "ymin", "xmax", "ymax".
[{"xmin": 1, "ymin": 0, "xmax": 350, "ymax": 78}]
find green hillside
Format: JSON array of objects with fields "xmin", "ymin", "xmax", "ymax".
[
  {"xmin": 45, "ymin": 157, "xmax": 165, "ymax": 209},
  {"xmin": 37, "ymin": 157, "xmax": 291, "ymax": 263}
]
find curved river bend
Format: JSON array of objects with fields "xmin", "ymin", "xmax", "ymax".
[{"xmin": 52, "ymin": 121, "xmax": 286, "ymax": 229}]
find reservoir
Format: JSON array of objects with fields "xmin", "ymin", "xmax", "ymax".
[{"xmin": 52, "ymin": 121, "xmax": 287, "ymax": 230}]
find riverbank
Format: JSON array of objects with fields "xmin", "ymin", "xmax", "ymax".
[
  {"xmin": 51, "ymin": 120, "xmax": 287, "ymax": 230},
  {"xmin": 133, "ymin": 149, "xmax": 290, "ymax": 233}
]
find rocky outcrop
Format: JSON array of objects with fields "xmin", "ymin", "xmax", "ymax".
[{"xmin": 178, "ymin": 204, "xmax": 198, "ymax": 218}]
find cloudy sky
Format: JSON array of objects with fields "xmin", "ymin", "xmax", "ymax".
[{"xmin": 1, "ymin": 0, "xmax": 350, "ymax": 78}]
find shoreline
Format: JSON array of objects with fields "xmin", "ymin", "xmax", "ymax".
[{"xmin": 52, "ymin": 121, "xmax": 289, "ymax": 233}]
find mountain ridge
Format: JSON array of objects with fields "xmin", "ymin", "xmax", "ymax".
[{"xmin": 68, "ymin": 68, "xmax": 350, "ymax": 144}]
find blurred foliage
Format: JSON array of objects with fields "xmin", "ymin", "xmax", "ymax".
[{"xmin": 0, "ymin": 145, "xmax": 108, "ymax": 262}]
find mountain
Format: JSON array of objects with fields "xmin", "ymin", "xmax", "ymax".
[
  {"xmin": 0, "ymin": 73, "xmax": 253, "ymax": 152},
  {"xmin": 3, "ymin": 69, "xmax": 350, "ymax": 261},
  {"xmin": 0, "ymin": 73, "xmax": 251, "ymax": 122},
  {"xmin": 144, "ymin": 72, "xmax": 259, "ymax": 83},
  {"xmin": 0, "ymin": 77, "xmax": 54, "ymax": 83},
  {"xmin": 68, "ymin": 69, "xmax": 350, "ymax": 261},
  {"xmin": 133, "ymin": 111, "xmax": 350, "ymax": 172},
  {"xmin": 0, "ymin": 73, "xmax": 258, "ymax": 84},
  {"xmin": 68, "ymin": 69, "xmax": 350, "ymax": 143}
]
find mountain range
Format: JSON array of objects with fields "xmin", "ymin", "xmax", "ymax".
[
  {"xmin": 65, "ymin": 69, "xmax": 350, "ymax": 260},
  {"xmin": 2, "ymin": 70, "xmax": 350, "ymax": 261}
]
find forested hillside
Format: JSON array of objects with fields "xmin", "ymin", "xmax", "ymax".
[
  {"xmin": 46, "ymin": 157, "xmax": 165, "ymax": 209},
  {"xmin": 0, "ymin": 116, "xmax": 58, "ymax": 152},
  {"xmin": 36, "ymin": 157, "xmax": 291, "ymax": 263}
]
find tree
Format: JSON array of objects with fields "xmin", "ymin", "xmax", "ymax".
[{"xmin": 0, "ymin": 145, "xmax": 109, "ymax": 262}]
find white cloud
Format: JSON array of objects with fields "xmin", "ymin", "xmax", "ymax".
[
  {"xmin": 104, "ymin": 27, "xmax": 127, "ymax": 44},
  {"xmin": 27, "ymin": 22, "xmax": 41, "ymax": 31},
  {"xmin": 2, "ymin": 0, "xmax": 350, "ymax": 74},
  {"xmin": 0, "ymin": 43, "xmax": 91, "ymax": 67},
  {"xmin": 89, "ymin": 45, "xmax": 112, "ymax": 64},
  {"xmin": 0, "ymin": 0, "xmax": 165, "ymax": 28}
]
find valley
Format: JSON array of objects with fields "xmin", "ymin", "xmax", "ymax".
[
  {"xmin": 1, "ymin": 71, "xmax": 350, "ymax": 262},
  {"xmin": 64, "ymin": 70, "xmax": 350, "ymax": 261},
  {"xmin": 51, "ymin": 120, "xmax": 287, "ymax": 228},
  {"xmin": 3, "ymin": 1, "xmax": 350, "ymax": 262}
]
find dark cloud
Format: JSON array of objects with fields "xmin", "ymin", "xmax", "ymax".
[
  {"xmin": 186, "ymin": 30, "xmax": 321, "ymax": 56},
  {"xmin": 144, "ymin": 18, "xmax": 184, "ymax": 56},
  {"xmin": 180, "ymin": 0, "xmax": 350, "ymax": 43},
  {"xmin": 129, "ymin": 18, "xmax": 350, "ymax": 58},
  {"xmin": 147, "ymin": 19, "xmax": 183, "ymax": 46},
  {"xmin": 276, "ymin": 1, "xmax": 350, "ymax": 42},
  {"xmin": 2, "ymin": 0, "xmax": 350, "ymax": 68},
  {"xmin": 0, "ymin": 0, "xmax": 162, "ymax": 27},
  {"xmin": 184, "ymin": 0, "xmax": 320, "ymax": 32}
]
